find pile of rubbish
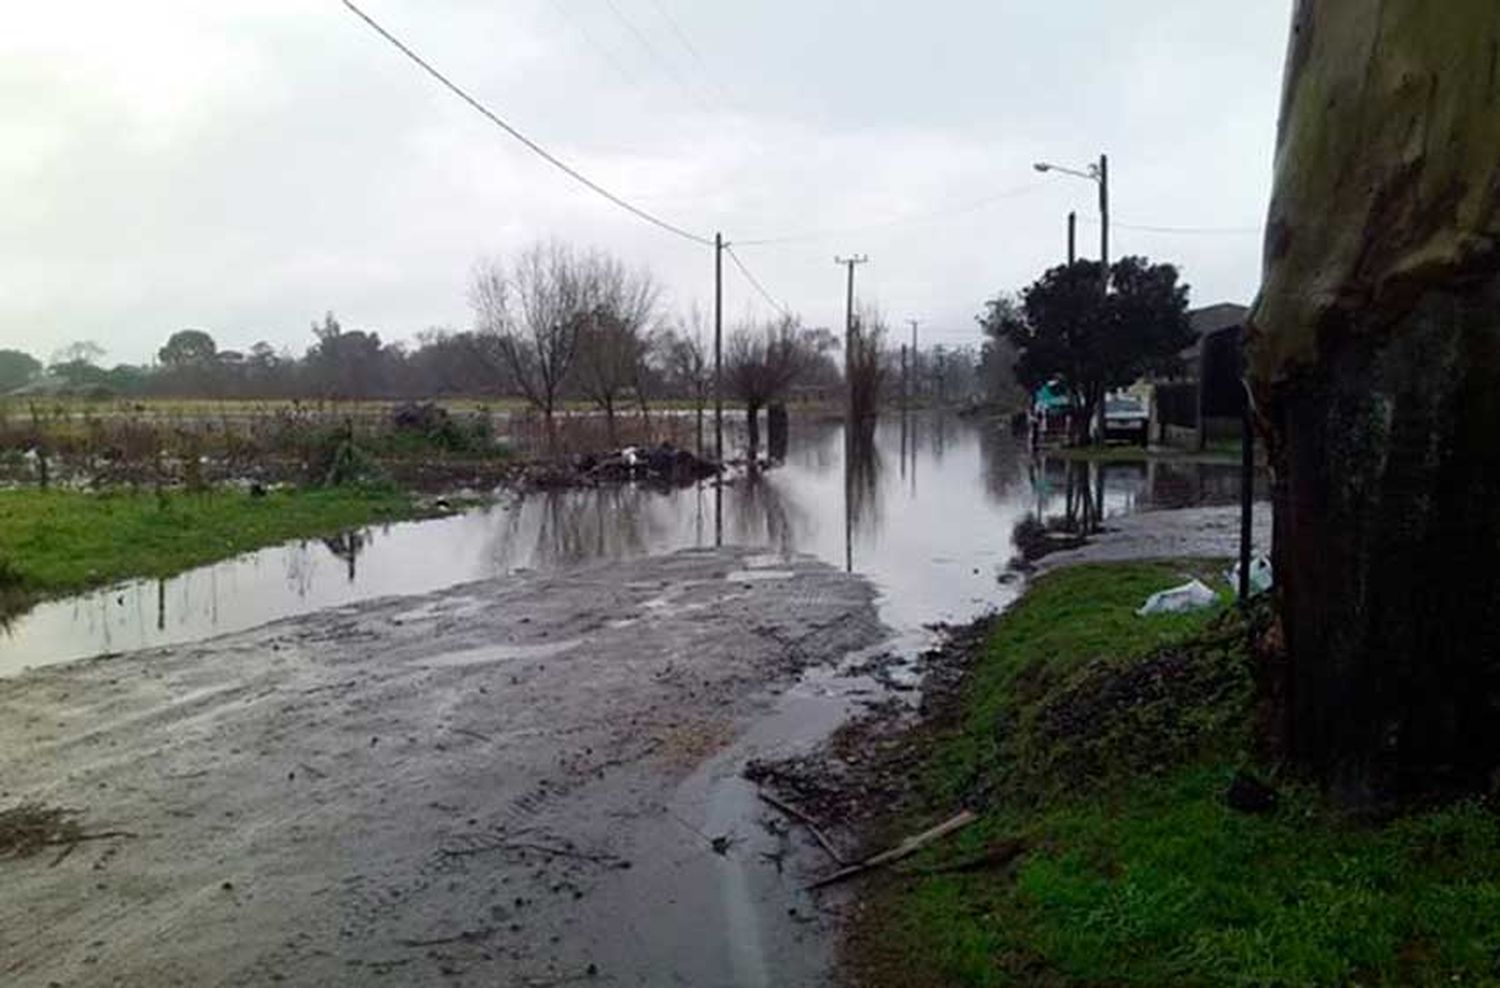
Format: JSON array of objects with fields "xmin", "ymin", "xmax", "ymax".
[
  {"xmin": 577, "ymin": 443, "xmax": 720, "ymax": 486},
  {"xmin": 1136, "ymin": 555, "xmax": 1274, "ymax": 616}
]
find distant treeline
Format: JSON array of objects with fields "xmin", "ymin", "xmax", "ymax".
[{"xmin": 3, "ymin": 242, "xmax": 1018, "ymax": 412}]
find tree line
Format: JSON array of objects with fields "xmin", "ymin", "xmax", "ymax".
[{"xmin": 3, "ymin": 240, "xmax": 1011, "ymax": 426}]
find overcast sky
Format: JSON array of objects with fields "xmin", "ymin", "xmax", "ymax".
[{"xmin": 2, "ymin": 0, "xmax": 1291, "ymax": 364}]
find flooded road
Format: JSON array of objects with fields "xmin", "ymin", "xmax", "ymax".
[
  {"xmin": 1, "ymin": 414, "xmax": 1253, "ymax": 673},
  {"xmin": 0, "ymin": 413, "xmax": 1263, "ymax": 987}
]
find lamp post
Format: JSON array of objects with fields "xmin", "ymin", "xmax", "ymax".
[
  {"xmin": 1035, "ymin": 153, "xmax": 1110, "ymax": 440},
  {"xmin": 1034, "ymin": 154, "xmax": 1108, "ymax": 289}
]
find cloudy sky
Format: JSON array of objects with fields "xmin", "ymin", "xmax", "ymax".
[{"xmin": 2, "ymin": 0, "xmax": 1291, "ymax": 365}]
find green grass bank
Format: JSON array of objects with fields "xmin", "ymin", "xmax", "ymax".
[
  {"xmin": 0, "ymin": 486, "xmax": 422, "ymax": 601},
  {"xmin": 852, "ymin": 561, "xmax": 1500, "ymax": 987}
]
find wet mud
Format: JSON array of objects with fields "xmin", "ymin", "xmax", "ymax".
[{"xmin": 0, "ymin": 549, "xmax": 885, "ymax": 987}]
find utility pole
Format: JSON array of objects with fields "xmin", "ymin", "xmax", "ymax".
[
  {"xmin": 935, "ymin": 344, "xmax": 946, "ymax": 406},
  {"xmin": 1067, "ymin": 211, "xmax": 1077, "ymax": 264},
  {"xmin": 835, "ymin": 255, "xmax": 869, "ymax": 416},
  {"xmin": 714, "ymin": 232, "xmax": 724, "ymax": 465},
  {"xmin": 1097, "ymin": 153, "xmax": 1110, "ymax": 291},
  {"xmin": 1095, "ymin": 153, "xmax": 1110, "ymax": 441},
  {"xmin": 713, "ymin": 232, "xmax": 724, "ymax": 548}
]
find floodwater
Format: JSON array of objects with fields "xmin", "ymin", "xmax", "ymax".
[{"xmin": 0, "ymin": 414, "xmax": 1252, "ymax": 674}]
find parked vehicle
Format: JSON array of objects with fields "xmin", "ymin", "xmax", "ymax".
[{"xmin": 1103, "ymin": 395, "xmax": 1149, "ymax": 444}]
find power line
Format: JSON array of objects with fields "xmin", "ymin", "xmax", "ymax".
[
  {"xmin": 1079, "ymin": 216, "xmax": 1261, "ymax": 236},
  {"xmin": 600, "ymin": 0, "xmax": 715, "ymax": 114},
  {"xmin": 735, "ymin": 182, "xmax": 1047, "ymax": 247},
  {"xmin": 724, "ymin": 245, "xmax": 793, "ymax": 317},
  {"xmin": 341, "ymin": 0, "xmax": 713, "ymax": 247},
  {"xmin": 546, "ymin": 0, "xmax": 636, "ymax": 89},
  {"xmin": 644, "ymin": 0, "xmax": 734, "ymax": 108}
]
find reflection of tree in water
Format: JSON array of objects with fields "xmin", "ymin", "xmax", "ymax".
[
  {"xmin": 979, "ymin": 423, "xmax": 1030, "ymax": 501},
  {"xmin": 724, "ymin": 471, "xmax": 809, "ymax": 555},
  {"xmin": 283, "ymin": 541, "xmax": 318, "ymax": 599},
  {"xmin": 322, "ymin": 529, "xmax": 370, "ymax": 582},
  {"xmin": 846, "ymin": 420, "xmax": 883, "ymax": 537},
  {"xmin": 785, "ymin": 418, "xmax": 842, "ymax": 472},
  {"xmin": 482, "ymin": 487, "xmax": 676, "ymax": 572},
  {"xmin": 1028, "ymin": 456, "xmax": 1105, "ymax": 535},
  {"xmin": 0, "ymin": 588, "xmax": 27, "ymax": 634}
]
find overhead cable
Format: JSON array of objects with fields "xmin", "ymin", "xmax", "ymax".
[
  {"xmin": 724, "ymin": 245, "xmax": 793, "ymax": 317},
  {"xmin": 341, "ymin": 0, "xmax": 713, "ymax": 247}
]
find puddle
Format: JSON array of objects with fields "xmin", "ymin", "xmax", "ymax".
[
  {"xmin": 1, "ymin": 414, "xmax": 1259, "ymax": 675},
  {"xmin": 416, "ymin": 639, "xmax": 581, "ymax": 669}
]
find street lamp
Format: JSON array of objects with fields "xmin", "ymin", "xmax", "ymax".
[
  {"xmin": 1034, "ymin": 154, "xmax": 1109, "ymax": 289},
  {"xmin": 1036, "ymin": 154, "xmax": 1111, "ymax": 443}
]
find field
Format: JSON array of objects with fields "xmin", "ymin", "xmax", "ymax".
[
  {"xmin": 0, "ymin": 485, "xmax": 427, "ymax": 610},
  {"xmin": 0, "ymin": 395, "xmax": 721, "ymax": 491}
]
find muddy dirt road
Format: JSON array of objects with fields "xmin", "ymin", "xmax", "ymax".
[{"xmin": 0, "ymin": 549, "xmax": 885, "ymax": 987}]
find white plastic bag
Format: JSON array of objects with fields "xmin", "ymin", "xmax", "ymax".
[
  {"xmin": 1224, "ymin": 555, "xmax": 1274, "ymax": 594},
  {"xmin": 1137, "ymin": 578, "xmax": 1219, "ymax": 616}
]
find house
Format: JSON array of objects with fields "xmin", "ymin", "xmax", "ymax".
[{"xmin": 1151, "ymin": 302, "xmax": 1249, "ymax": 449}]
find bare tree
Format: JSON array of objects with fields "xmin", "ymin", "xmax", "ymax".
[
  {"xmin": 470, "ymin": 243, "xmax": 588, "ymax": 435},
  {"xmin": 573, "ymin": 258, "xmax": 661, "ymax": 443},
  {"xmin": 848, "ymin": 305, "xmax": 889, "ymax": 427},
  {"xmin": 726, "ymin": 316, "xmax": 808, "ymax": 461},
  {"xmin": 663, "ymin": 306, "xmax": 713, "ymax": 456}
]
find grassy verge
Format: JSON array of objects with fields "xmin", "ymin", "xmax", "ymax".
[
  {"xmin": 0, "ymin": 486, "xmax": 423, "ymax": 600},
  {"xmin": 853, "ymin": 561, "xmax": 1500, "ymax": 987}
]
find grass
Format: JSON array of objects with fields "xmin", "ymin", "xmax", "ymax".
[
  {"xmin": 855, "ymin": 562, "xmax": 1500, "ymax": 987},
  {"xmin": 0, "ymin": 485, "xmax": 423, "ymax": 599}
]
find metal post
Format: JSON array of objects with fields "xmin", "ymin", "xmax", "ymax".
[
  {"xmin": 1239, "ymin": 397, "xmax": 1255, "ymax": 604},
  {"xmin": 1095, "ymin": 153, "xmax": 1111, "ymax": 442},
  {"xmin": 1067, "ymin": 210, "xmax": 1077, "ymax": 265}
]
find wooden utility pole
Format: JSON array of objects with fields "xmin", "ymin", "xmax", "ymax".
[
  {"xmin": 1067, "ymin": 211, "xmax": 1077, "ymax": 264},
  {"xmin": 835, "ymin": 255, "xmax": 869, "ymax": 415},
  {"xmin": 714, "ymin": 232, "xmax": 724, "ymax": 465},
  {"xmin": 1097, "ymin": 153, "xmax": 1110, "ymax": 288}
]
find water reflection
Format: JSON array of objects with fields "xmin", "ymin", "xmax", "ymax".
[
  {"xmin": 322, "ymin": 530, "xmax": 368, "ymax": 582},
  {"xmin": 1, "ymin": 415, "xmax": 1259, "ymax": 674}
]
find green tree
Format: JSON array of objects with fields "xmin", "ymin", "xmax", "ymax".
[
  {"xmin": 984, "ymin": 257, "xmax": 1192, "ymax": 444},
  {"xmin": 0, "ymin": 349, "xmax": 41, "ymax": 392},
  {"xmin": 1247, "ymin": 0, "xmax": 1500, "ymax": 806},
  {"xmin": 158, "ymin": 329, "xmax": 218, "ymax": 368}
]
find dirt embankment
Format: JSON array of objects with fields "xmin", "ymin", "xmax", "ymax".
[{"xmin": 0, "ymin": 549, "xmax": 883, "ymax": 988}]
